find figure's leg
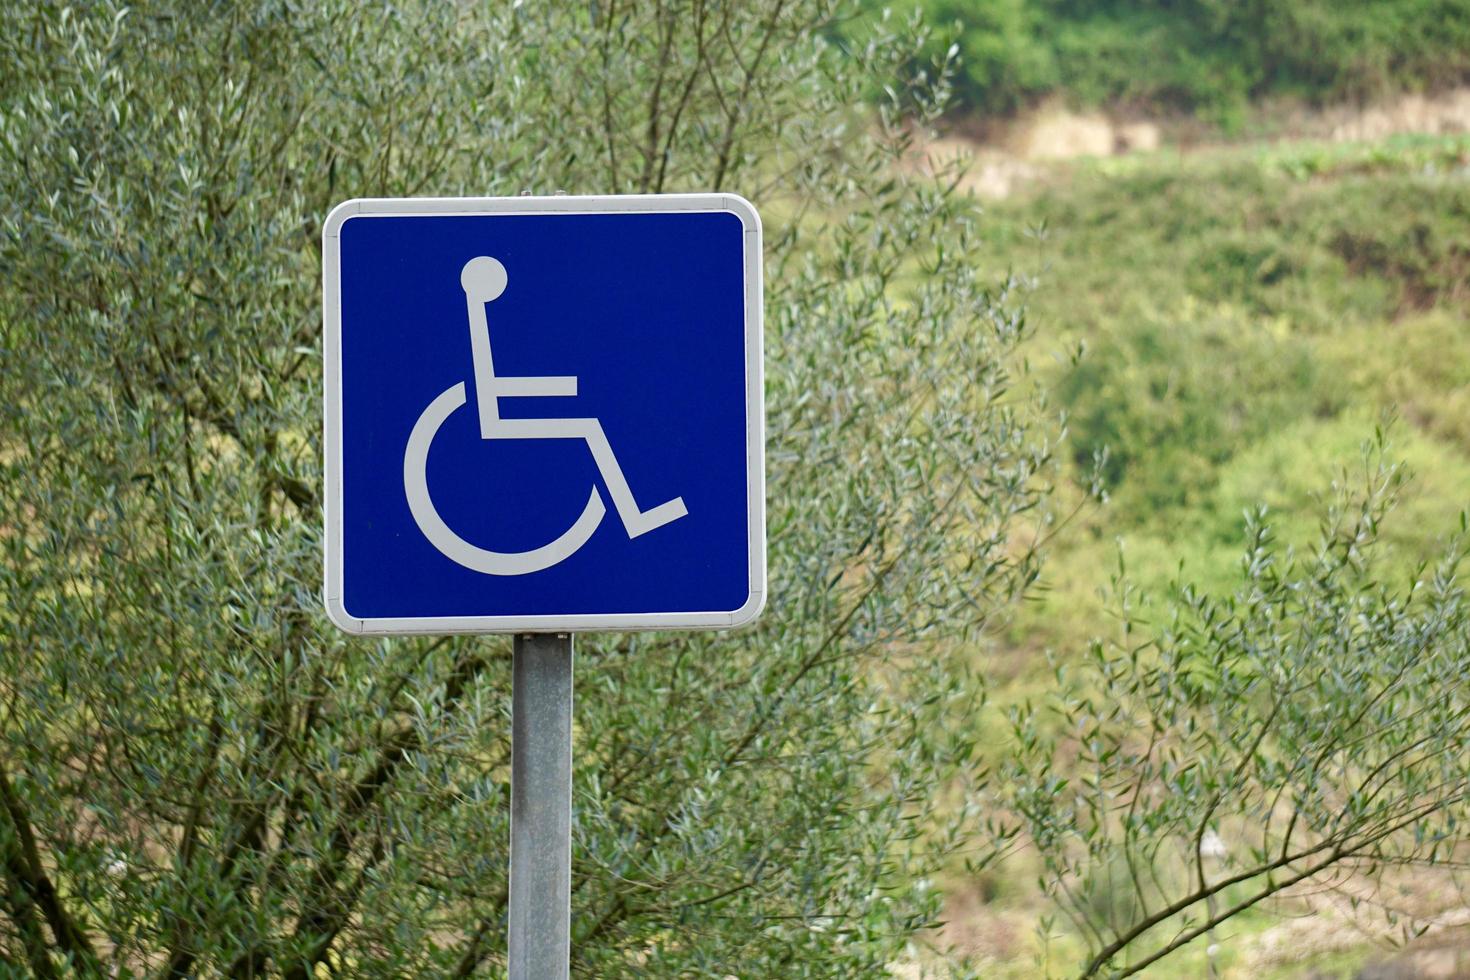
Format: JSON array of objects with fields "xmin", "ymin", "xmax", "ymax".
[
  {"xmin": 486, "ymin": 417, "xmax": 687, "ymax": 537},
  {"xmin": 579, "ymin": 422, "xmax": 687, "ymax": 537}
]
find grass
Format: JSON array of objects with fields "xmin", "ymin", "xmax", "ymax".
[{"xmin": 944, "ymin": 132, "xmax": 1470, "ymax": 977}]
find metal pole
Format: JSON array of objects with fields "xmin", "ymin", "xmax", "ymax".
[{"xmin": 509, "ymin": 633, "xmax": 573, "ymax": 980}]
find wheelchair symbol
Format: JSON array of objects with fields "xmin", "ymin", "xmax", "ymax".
[{"xmin": 403, "ymin": 256, "xmax": 687, "ymax": 576}]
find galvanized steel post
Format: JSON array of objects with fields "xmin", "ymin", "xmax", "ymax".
[{"xmin": 508, "ymin": 633, "xmax": 573, "ymax": 980}]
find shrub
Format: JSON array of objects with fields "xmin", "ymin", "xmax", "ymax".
[
  {"xmin": 0, "ymin": 1, "xmax": 1052, "ymax": 974},
  {"xmin": 995, "ymin": 443, "xmax": 1470, "ymax": 977}
]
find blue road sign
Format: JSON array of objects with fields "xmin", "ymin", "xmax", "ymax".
[{"xmin": 322, "ymin": 195, "xmax": 765, "ymax": 634}]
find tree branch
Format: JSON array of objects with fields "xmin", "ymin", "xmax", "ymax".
[{"xmin": 0, "ymin": 760, "xmax": 101, "ymax": 974}]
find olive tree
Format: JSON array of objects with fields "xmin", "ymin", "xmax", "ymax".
[
  {"xmin": 0, "ymin": 1, "xmax": 1051, "ymax": 974},
  {"xmin": 993, "ymin": 442, "xmax": 1470, "ymax": 977}
]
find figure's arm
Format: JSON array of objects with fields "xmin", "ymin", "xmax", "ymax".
[{"xmin": 491, "ymin": 376, "xmax": 577, "ymax": 398}]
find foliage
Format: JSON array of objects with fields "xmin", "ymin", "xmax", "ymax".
[
  {"xmin": 850, "ymin": 0, "xmax": 1470, "ymax": 120},
  {"xmin": 974, "ymin": 138, "xmax": 1470, "ymax": 656},
  {"xmin": 0, "ymin": 1, "xmax": 1053, "ymax": 976},
  {"xmin": 960, "ymin": 136, "xmax": 1470, "ymax": 975},
  {"xmin": 995, "ymin": 443, "xmax": 1470, "ymax": 978}
]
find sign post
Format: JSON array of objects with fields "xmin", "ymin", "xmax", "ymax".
[
  {"xmin": 509, "ymin": 634, "xmax": 573, "ymax": 980},
  {"xmin": 322, "ymin": 194, "xmax": 764, "ymax": 975}
]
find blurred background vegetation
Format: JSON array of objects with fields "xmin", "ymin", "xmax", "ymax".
[
  {"xmin": 990, "ymin": 136, "xmax": 1470, "ymax": 654},
  {"xmin": 854, "ymin": 1, "xmax": 1470, "ymax": 975},
  {"xmin": 967, "ymin": 135, "xmax": 1470, "ymax": 976},
  {"xmin": 850, "ymin": 0, "xmax": 1470, "ymax": 124}
]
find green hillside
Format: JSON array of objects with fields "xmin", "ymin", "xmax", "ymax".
[
  {"xmin": 985, "ymin": 134, "xmax": 1470, "ymax": 656},
  {"xmin": 853, "ymin": 0, "xmax": 1470, "ymax": 122},
  {"xmin": 953, "ymin": 132, "xmax": 1470, "ymax": 976}
]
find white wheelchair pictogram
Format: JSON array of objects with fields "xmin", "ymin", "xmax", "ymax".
[{"xmin": 403, "ymin": 256, "xmax": 687, "ymax": 576}]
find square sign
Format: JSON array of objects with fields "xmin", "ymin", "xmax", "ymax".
[{"xmin": 322, "ymin": 194, "xmax": 765, "ymax": 634}]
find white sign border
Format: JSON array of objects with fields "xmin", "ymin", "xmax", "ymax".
[{"xmin": 322, "ymin": 194, "xmax": 766, "ymax": 635}]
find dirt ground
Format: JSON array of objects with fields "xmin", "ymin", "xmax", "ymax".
[{"xmin": 910, "ymin": 87, "xmax": 1470, "ymax": 200}]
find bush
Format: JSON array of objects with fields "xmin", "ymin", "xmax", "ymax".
[
  {"xmin": 0, "ymin": 1, "xmax": 1053, "ymax": 974},
  {"xmin": 996, "ymin": 444, "xmax": 1470, "ymax": 977}
]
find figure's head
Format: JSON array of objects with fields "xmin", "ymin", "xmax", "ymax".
[{"xmin": 460, "ymin": 256, "xmax": 508, "ymax": 302}]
